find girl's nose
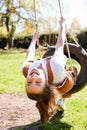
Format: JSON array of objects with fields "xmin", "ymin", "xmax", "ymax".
[{"xmin": 31, "ymin": 76, "xmax": 37, "ymax": 82}]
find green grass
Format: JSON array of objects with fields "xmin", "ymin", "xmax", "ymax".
[
  {"xmin": 0, "ymin": 49, "xmax": 44, "ymax": 93},
  {"xmin": 0, "ymin": 52, "xmax": 25, "ymax": 93},
  {"xmin": 0, "ymin": 50, "xmax": 87, "ymax": 130}
]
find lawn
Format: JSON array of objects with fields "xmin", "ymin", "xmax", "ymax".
[
  {"xmin": 0, "ymin": 51, "xmax": 26, "ymax": 93},
  {"xmin": 0, "ymin": 49, "xmax": 44, "ymax": 93},
  {"xmin": 0, "ymin": 50, "xmax": 87, "ymax": 130}
]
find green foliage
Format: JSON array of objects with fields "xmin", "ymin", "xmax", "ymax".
[
  {"xmin": 0, "ymin": 25, "xmax": 8, "ymax": 37},
  {"xmin": 67, "ymin": 34, "xmax": 75, "ymax": 43}
]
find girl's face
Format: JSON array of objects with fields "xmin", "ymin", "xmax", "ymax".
[{"xmin": 26, "ymin": 68, "xmax": 46, "ymax": 94}]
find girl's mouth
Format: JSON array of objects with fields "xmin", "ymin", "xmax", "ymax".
[{"xmin": 30, "ymin": 69, "xmax": 40, "ymax": 76}]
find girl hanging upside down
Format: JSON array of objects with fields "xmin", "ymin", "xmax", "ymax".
[{"xmin": 22, "ymin": 16, "xmax": 78, "ymax": 123}]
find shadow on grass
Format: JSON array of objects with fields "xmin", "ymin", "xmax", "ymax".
[
  {"xmin": 7, "ymin": 114, "xmax": 72, "ymax": 130},
  {"xmin": 7, "ymin": 120, "xmax": 41, "ymax": 130}
]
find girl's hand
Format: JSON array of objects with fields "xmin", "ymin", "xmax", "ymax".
[
  {"xmin": 33, "ymin": 31, "xmax": 40, "ymax": 41},
  {"xmin": 59, "ymin": 16, "xmax": 65, "ymax": 25}
]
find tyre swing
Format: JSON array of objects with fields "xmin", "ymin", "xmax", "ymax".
[
  {"xmin": 43, "ymin": 0, "xmax": 87, "ymax": 96},
  {"xmin": 43, "ymin": 43, "xmax": 87, "ymax": 95}
]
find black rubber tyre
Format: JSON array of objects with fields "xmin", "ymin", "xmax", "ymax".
[{"xmin": 43, "ymin": 43, "xmax": 87, "ymax": 94}]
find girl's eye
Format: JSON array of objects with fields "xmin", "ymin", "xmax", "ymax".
[
  {"xmin": 27, "ymin": 82, "xmax": 32, "ymax": 86},
  {"xmin": 36, "ymin": 82, "xmax": 41, "ymax": 85}
]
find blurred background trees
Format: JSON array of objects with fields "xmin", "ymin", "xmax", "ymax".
[
  {"xmin": 0, "ymin": 0, "xmax": 35, "ymax": 48},
  {"xmin": 0, "ymin": 0, "xmax": 87, "ymax": 49}
]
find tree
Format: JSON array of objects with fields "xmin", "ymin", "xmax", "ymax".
[
  {"xmin": 0, "ymin": 0, "xmax": 36, "ymax": 48},
  {"xmin": 0, "ymin": 0, "xmax": 60, "ymax": 48},
  {"xmin": 70, "ymin": 17, "xmax": 81, "ymax": 37},
  {"xmin": 66, "ymin": 17, "xmax": 81, "ymax": 43}
]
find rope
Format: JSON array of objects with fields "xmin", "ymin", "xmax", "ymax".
[
  {"xmin": 57, "ymin": 0, "xmax": 74, "ymax": 71},
  {"xmin": 33, "ymin": 0, "xmax": 41, "ymax": 58},
  {"xmin": 33, "ymin": 0, "xmax": 38, "ymax": 31},
  {"xmin": 58, "ymin": 0, "xmax": 79, "ymax": 47},
  {"xmin": 58, "ymin": 0, "xmax": 62, "ymax": 17},
  {"xmin": 48, "ymin": 0, "xmax": 52, "ymax": 45},
  {"xmin": 68, "ymin": 30, "xmax": 79, "ymax": 46}
]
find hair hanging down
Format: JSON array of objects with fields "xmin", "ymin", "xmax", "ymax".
[
  {"xmin": 26, "ymin": 84, "xmax": 53, "ymax": 102},
  {"xmin": 26, "ymin": 84, "xmax": 61, "ymax": 123}
]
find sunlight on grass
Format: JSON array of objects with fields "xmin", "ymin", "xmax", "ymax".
[
  {"xmin": 0, "ymin": 50, "xmax": 44, "ymax": 93},
  {"xmin": 0, "ymin": 52, "xmax": 25, "ymax": 93},
  {"xmin": 0, "ymin": 50, "xmax": 87, "ymax": 130}
]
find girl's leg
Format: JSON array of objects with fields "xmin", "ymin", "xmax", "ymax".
[{"xmin": 55, "ymin": 16, "xmax": 66, "ymax": 54}]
